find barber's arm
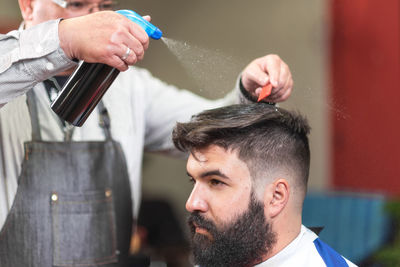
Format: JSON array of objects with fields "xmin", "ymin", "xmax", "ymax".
[
  {"xmin": 239, "ymin": 54, "xmax": 293, "ymax": 103},
  {"xmin": 0, "ymin": 11, "xmax": 149, "ymax": 108}
]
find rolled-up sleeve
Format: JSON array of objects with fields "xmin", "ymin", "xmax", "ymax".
[{"xmin": 0, "ymin": 19, "xmax": 76, "ymax": 107}]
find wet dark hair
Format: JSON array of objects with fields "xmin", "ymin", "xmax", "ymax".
[{"xmin": 172, "ymin": 103, "xmax": 311, "ymax": 195}]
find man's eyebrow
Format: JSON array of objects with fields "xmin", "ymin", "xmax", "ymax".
[{"xmin": 187, "ymin": 170, "xmax": 230, "ymax": 180}]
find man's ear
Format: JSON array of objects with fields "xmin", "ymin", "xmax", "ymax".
[
  {"xmin": 264, "ymin": 178, "xmax": 289, "ymax": 218},
  {"xmin": 19, "ymin": 0, "xmax": 35, "ymax": 21}
]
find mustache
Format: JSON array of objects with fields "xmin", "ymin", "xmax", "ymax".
[{"xmin": 187, "ymin": 212, "xmax": 217, "ymax": 234}]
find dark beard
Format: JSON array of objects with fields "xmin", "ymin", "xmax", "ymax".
[{"xmin": 187, "ymin": 194, "xmax": 276, "ymax": 267}]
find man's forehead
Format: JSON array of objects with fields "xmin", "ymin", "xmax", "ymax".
[
  {"xmin": 191, "ymin": 145, "xmax": 233, "ymax": 163},
  {"xmin": 187, "ymin": 145, "xmax": 250, "ymax": 177},
  {"xmin": 191, "ymin": 149, "xmax": 207, "ymax": 162}
]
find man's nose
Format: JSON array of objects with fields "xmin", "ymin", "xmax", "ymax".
[{"xmin": 186, "ymin": 187, "xmax": 208, "ymax": 213}]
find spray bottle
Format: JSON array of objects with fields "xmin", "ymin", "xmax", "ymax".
[{"xmin": 51, "ymin": 10, "xmax": 162, "ymax": 126}]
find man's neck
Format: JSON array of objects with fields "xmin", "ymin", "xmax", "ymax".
[{"xmin": 256, "ymin": 219, "xmax": 302, "ymax": 265}]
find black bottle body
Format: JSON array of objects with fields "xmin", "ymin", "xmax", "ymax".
[{"xmin": 51, "ymin": 61, "xmax": 120, "ymax": 126}]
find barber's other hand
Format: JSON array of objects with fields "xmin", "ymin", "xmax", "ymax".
[
  {"xmin": 59, "ymin": 11, "xmax": 149, "ymax": 71},
  {"xmin": 241, "ymin": 54, "xmax": 293, "ymax": 103}
]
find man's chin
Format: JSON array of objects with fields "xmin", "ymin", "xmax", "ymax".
[
  {"xmin": 188, "ymin": 195, "xmax": 276, "ymax": 267},
  {"xmin": 192, "ymin": 231, "xmax": 214, "ymax": 250},
  {"xmin": 193, "ymin": 231, "xmax": 211, "ymax": 241}
]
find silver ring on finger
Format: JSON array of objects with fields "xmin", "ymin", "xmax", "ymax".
[{"xmin": 121, "ymin": 47, "xmax": 131, "ymax": 61}]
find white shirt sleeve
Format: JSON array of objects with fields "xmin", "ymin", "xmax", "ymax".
[{"xmin": 0, "ymin": 19, "xmax": 76, "ymax": 108}]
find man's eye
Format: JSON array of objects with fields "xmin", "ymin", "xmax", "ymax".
[
  {"xmin": 209, "ymin": 179, "xmax": 224, "ymax": 186},
  {"xmin": 188, "ymin": 177, "xmax": 196, "ymax": 184},
  {"xmin": 68, "ymin": 1, "xmax": 85, "ymax": 8},
  {"xmin": 100, "ymin": 3, "xmax": 114, "ymax": 10}
]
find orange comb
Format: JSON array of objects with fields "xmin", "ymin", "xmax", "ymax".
[{"xmin": 257, "ymin": 84, "xmax": 272, "ymax": 102}]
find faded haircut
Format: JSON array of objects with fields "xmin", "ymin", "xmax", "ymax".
[{"xmin": 172, "ymin": 103, "xmax": 311, "ymax": 197}]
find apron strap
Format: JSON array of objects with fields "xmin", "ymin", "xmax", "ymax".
[
  {"xmin": 97, "ymin": 101, "xmax": 112, "ymax": 140},
  {"xmin": 26, "ymin": 89, "xmax": 42, "ymax": 141},
  {"xmin": 27, "ymin": 83, "xmax": 112, "ymax": 141}
]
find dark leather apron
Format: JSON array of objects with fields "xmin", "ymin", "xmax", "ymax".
[{"xmin": 0, "ymin": 90, "xmax": 133, "ymax": 266}]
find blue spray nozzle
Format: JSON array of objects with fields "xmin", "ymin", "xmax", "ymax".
[{"xmin": 116, "ymin": 9, "xmax": 162, "ymax": 40}]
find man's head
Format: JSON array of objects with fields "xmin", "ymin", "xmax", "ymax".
[
  {"xmin": 172, "ymin": 103, "xmax": 311, "ymax": 266},
  {"xmin": 18, "ymin": 0, "xmax": 117, "ymax": 27}
]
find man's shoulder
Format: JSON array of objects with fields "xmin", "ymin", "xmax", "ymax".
[
  {"xmin": 302, "ymin": 226, "xmax": 357, "ymax": 267},
  {"xmin": 255, "ymin": 226, "xmax": 357, "ymax": 267}
]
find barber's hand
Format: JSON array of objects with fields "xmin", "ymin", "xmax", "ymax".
[
  {"xmin": 58, "ymin": 11, "xmax": 149, "ymax": 71},
  {"xmin": 241, "ymin": 54, "xmax": 293, "ymax": 103}
]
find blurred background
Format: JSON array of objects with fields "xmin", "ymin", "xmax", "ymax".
[{"xmin": 1, "ymin": 0, "xmax": 399, "ymax": 266}]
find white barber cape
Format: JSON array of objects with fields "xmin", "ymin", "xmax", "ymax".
[{"xmin": 255, "ymin": 225, "xmax": 357, "ymax": 267}]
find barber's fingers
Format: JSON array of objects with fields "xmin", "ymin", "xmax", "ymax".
[
  {"xmin": 142, "ymin": 15, "xmax": 151, "ymax": 22},
  {"xmin": 276, "ymin": 82, "xmax": 293, "ymax": 102},
  {"xmin": 124, "ymin": 34, "xmax": 146, "ymax": 61},
  {"xmin": 242, "ymin": 54, "xmax": 284, "ymax": 93},
  {"xmin": 246, "ymin": 63, "xmax": 270, "ymax": 88},
  {"xmin": 260, "ymin": 55, "xmax": 281, "ymax": 88},
  {"xmin": 108, "ymin": 26, "xmax": 147, "ymax": 65},
  {"xmin": 104, "ymin": 38, "xmax": 145, "ymax": 71},
  {"xmin": 104, "ymin": 44, "xmax": 134, "ymax": 71},
  {"xmin": 106, "ymin": 54, "xmax": 128, "ymax": 71},
  {"xmin": 268, "ymin": 77, "xmax": 293, "ymax": 102},
  {"xmin": 125, "ymin": 20, "xmax": 150, "ymax": 50},
  {"xmin": 119, "ymin": 46, "xmax": 136, "ymax": 66},
  {"xmin": 102, "ymin": 13, "xmax": 148, "ymax": 67},
  {"xmin": 112, "ymin": 33, "xmax": 145, "ymax": 63},
  {"xmin": 267, "ymin": 61, "xmax": 293, "ymax": 102},
  {"xmin": 110, "ymin": 13, "xmax": 149, "ymax": 59},
  {"xmin": 258, "ymin": 55, "xmax": 293, "ymax": 103},
  {"xmin": 118, "ymin": 45, "xmax": 139, "ymax": 67},
  {"xmin": 275, "ymin": 67, "xmax": 293, "ymax": 102}
]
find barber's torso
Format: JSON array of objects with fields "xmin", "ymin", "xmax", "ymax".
[
  {"xmin": 0, "ymin": 75, "xmax": 141, "ymax": 266},
  {"xmin": 0, "ymin": 70, "xmax": 151, "ymax": 232}
]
